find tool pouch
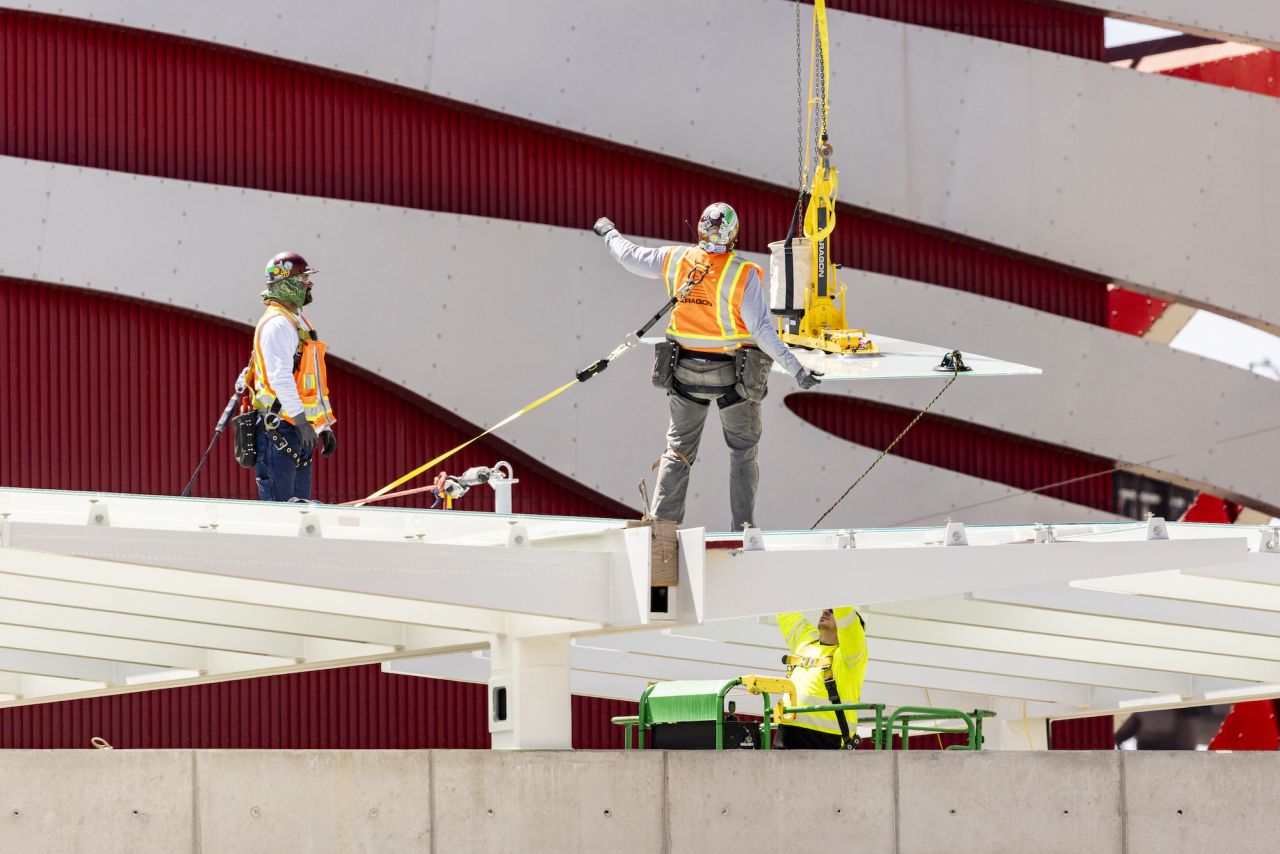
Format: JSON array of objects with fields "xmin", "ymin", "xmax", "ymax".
[
  {"xmin": 231, "ymin": 410, "xmax": 259, "ymax": 469},
  {"xmin": 651, "ymin": 340, "xmax": 678, "ymax": 390},
  {"xmin": 734, "ymin": 348, "xmax": 774, "ymax": 403}
]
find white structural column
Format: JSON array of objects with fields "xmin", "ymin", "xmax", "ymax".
[
  {"xmin": 12, "ymin": 1, "xmax": 1280, "ymax": 329},
  {"xmin": 5, "ymin": 159, "xmax": 1277, "ymax": 524},
  {"xmin": 488, "ymin": 634, "xmax": 573, "ymax": 750}
]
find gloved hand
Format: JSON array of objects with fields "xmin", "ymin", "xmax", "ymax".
[
  {"xmin": 319, "ymin": 429, "xmax": 337, "ymax": 457},
  {"xmin": 795, "ymin": 367, "xmax": 824, "ymax": 390},
  {"xmin": 295, "ymin": 419, "xmax": 319, "ymax": 452},
  {"xmin": 234, "ymin": 366, "xmax": 249, "ymax": 394},
  {"xmin": 593, "ymin": 217, "xmax": 616, "ymax": 237}
]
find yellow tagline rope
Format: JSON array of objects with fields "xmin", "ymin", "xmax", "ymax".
[{"xmin": 348, "ymin": 379, "xmax": 578, "ymax": 507}]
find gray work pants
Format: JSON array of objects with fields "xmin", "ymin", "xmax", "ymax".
[{"xmin": 650, "ymin": 358, "xmax": 763, "ymax": 531}]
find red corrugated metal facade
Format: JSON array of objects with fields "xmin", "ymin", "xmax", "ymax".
[
  {"xmin": 1160, "ymin": 49, "xmax": 1280, "ymax": 97},
  {"xmin": 0, "ymin": 9, "xmax": 1108, "ymax": 325},
  {"xmin": 823, "ymin": 0, "xmax": 1104, "ymax": 60},
  {"xmin": 785, "ymin": 393, "xmax": 1117, "ymax": 512},
  {"xmin": 0, "ymin": 664, "xmax": 634, "ymax": 750},
  {"xmin": 1050, "ymin": 716, "xmax": 1115, "ymax": 750},
  {"xmin": 0, "ymin": 275, "xmax": 630, "ymax": 515},
  {"xmin": 0, "ymin": 6, "xmax": 1116, "ymax": 750}
]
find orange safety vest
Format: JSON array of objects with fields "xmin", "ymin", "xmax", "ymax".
[
  {"xmin": 661, "ymin": 246, "xmax": 757, "ymax": 353},
  {"xmin": 249, "ymin": 305, "xmax": 335, "ymax": 428}
]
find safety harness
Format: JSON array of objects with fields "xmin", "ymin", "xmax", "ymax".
[
  {"xmin": 241, "ymin": 321, "xmax": 321, "ymax": 471},
  {"xmin": 782, "ymin": 652, "xmax": 856, "ymax": 749}
]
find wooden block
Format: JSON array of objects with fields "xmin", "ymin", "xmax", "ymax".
[{"xmin": 626, "ymin": 519, "xmax": 679, "ymax": 587}]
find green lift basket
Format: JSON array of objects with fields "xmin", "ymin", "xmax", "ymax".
[{"xmin": 610, "ymin": 676, "xmax": 994, "ymax": 751}]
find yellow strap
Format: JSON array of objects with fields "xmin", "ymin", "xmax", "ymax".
[{"xmin": 350, "ymin": 378, "xmax": 578, "ymax": 507}]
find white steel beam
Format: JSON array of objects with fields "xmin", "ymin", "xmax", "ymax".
[
  {"xmin": 1076, "ymin": 571, "xmax": 1280, "ymax": 612},
  {"xmin": 3, "ymin": 524, "xmax": 622, "ymax": 624},
  {"xmin": 0, "ymin": 540, "xmax": 589, "ymax": 638},
  {"xmin": 868, "ymin": 597, "xmax": 1280, "ymax": 663},
  {"xmin": 0, "ymin": 624, "xmax": 292, "ymax": 672},
  {"xmin": 699, "ymin": 537, "xmax": 1246, "ymax": 620},
  {"xmin": 864, "ymin": 614, "xmax": 1280, "ymax": 684},
  {"xmin": 0, "ymin": 649, "xmax": 176, "ymax": 686},
  {"xmin": 0, "ymin": 571, "xmax": 484, "ymax": 652},
  {"xmin": 974, "ymin": 583, "xmax": 1280, "ymax": 637},
  {"xmin": 0, "ymin": 598, "xmax": 400, "ymax": 662},
  {"xmin": 669, "ymin": 621, "xmax": 1254, "ymax": 697},
  {"xmin": 0, "ymin": 671, "xmax": 107, "ymax": 700},
  {"xmin": 574, "ymin": 635, "xmax": 1116, "ymax": 708}
]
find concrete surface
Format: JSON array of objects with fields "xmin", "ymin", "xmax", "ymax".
[
  {"xmin": 0, "ymin": 750, "xmax": 194, "ymax": 854},
  {"xmin": 1124, "ymin": 751, "xmax": 1280, "ymax": 854},
  {"xmin": 2, "ymin": 749, "xmax": 1279, "ymax": 852},
  {"xmin": 195, "ymin": 751, "xmax": 431, "ymax": 853},
  {"xmin": 666, "ymin": 750, "xmax": 895, "ymax": 851},
  {"xmin": 898, "ymin": 751, "xmax": 1124, "ymax": 854},
  {"xmin": 432, "ymin": 750, "xmax": 665, "ymax": 854}
]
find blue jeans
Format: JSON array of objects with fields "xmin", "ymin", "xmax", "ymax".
[{"xmin": 255, "ymin": 421, "xmax": 314, "ymax": 502}]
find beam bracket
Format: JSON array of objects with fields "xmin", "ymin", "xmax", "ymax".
[
  {"xmin": 87, "ymin": 500, "xmax": 110, "ymax": 527},
  {"xmin": 297, "ymin": 511, "xmax": 322, "ymax": 538},
  {"xmin": 1260, "ymin": 527, "xmax": 1280, "ymax": 555},
  {"xmin": 1146, "ymin": 516, "xmax": 1169, "ymax": 541},
  {"xmin": 944, "ymin": 521, "xmax": 968, "ymax": 546}
]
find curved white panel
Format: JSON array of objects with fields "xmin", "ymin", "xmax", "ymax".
[
  {"xmin": 10, "ymin": 0, "xmax": 440, "ymax": 88},
  {"xmin": 20, "ymin": 0, "xmax": 1280, "ymax": 329},
  {"xmin": 0, "ymin": 157, "xmax": 1165, "ymax": 529},
  {"xmin": 1092, "ymin": 1, "xmax": 1280, "ymax": 52},
  {"xmin": 836, "ymin": 270, "xmax": 1280, "ymax": 514}
]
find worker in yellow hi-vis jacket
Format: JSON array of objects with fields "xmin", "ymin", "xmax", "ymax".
[{"xmin": 777, "ymin": 608, "xmax": 868, "ymax": 749}]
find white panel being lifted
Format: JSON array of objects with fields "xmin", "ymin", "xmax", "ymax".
[{"xmin": 643, "ymin": 338, "xmax": 1040, "ymax": 381}]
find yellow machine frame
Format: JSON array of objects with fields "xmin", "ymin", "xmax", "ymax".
[{"xmin": 778, "ymin": 0, "xmax": 877, "ymax": 356}]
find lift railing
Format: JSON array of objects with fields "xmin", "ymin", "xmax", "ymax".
[{"xmin": 611, "ymin": 676, "xmax": 993, "ymax": 751}]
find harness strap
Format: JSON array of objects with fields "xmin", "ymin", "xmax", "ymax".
[
  {"xmin": 672, "ymin": 379, "xmax": 743, "ymax": 409},
  {"xmin": 782, "ymin": 653, "xmax": 856, "ymax": 749}
]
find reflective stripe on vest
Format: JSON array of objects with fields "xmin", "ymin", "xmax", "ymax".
[
  {"xmin": 662, "ymin": 246, "xmax": 756, "ymax": 353},
  {"xmin": 251, "ymin": 306, "xmax": 335, "ymax": 428}
]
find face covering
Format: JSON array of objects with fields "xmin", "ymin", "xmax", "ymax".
[{"xmin": 261, "ymin": 276, "xmax": 310, "ymax": 307}]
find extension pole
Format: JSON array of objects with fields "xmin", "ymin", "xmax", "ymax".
[{"xmin": 181, "ymin": 392, "xmax": 239, "ymax": 498}]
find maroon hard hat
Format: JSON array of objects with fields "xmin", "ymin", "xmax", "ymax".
[{"xmin": 264, "ymin": 251, "xmax": 317, "ymax": 285}]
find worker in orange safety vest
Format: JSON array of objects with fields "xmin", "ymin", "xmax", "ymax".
[
  {"xmin": 593, "ymin": 204, "xmax": 822, "ymax": 531},
  {"xmin": 239, "ymin": 251, "xmax": 337, "ymax": 501}
]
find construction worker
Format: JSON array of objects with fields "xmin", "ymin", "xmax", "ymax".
[
  {"xmin": 242, "ymin": 251, "xmax": 337, "ymax": 502},
  {"xmin": 593, "ymin": 206, "xmax": 822, "ymax": 531},
  {"xmin": 777, "ymin": 607, "xmax": 868, "ymax": 749}
]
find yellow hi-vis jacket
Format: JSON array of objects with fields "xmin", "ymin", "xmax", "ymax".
[
  {"xmin": 778, "ymin": 608, "xmax": 868, "ymax": 737},
  {"xmin": 250, "ymin": 305, "xmax": 336, "ymax": 428}
]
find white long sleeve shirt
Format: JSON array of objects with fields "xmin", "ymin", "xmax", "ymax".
[
  {"xmin": 603, "ymin": 230, "xmax": 805, "ymax": 377},
  {"xmin": 258, "ymin": 310, "xmax": 308, "ymax": 420}
]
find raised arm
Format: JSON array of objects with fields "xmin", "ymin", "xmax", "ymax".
[
  {"xmin": 777, "ymin": 611, "xmax": 819, "ymax": 655},
  {"xmin": 832, "ymin": 606, "xmax": 868, "ymax": 672},
  {"xmin": 594, "ymin": 217, "xmax": 671, "ymax": 279}
]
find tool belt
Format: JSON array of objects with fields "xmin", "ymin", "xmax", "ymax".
[
  {"xmin": 231, "ymin": 408, "xmax": 258, "ymax": 469},
  {"xmin": 235, "ymin": 399, "xmax": 312, "ymax": 471},
  {"xmin": 656, "ymin": 344, "xmax": 771, "ymax": 407}
]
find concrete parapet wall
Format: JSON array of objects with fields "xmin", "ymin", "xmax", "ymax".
[{"xmin": 1, "ymin": 749, "xmax": 1276, "ymax": 853}]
